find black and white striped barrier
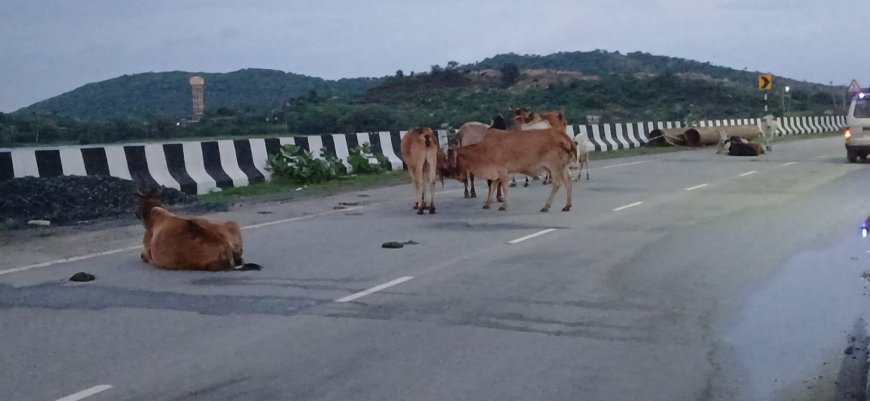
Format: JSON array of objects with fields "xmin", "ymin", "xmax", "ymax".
[
  {"xmin": 0, "ymin": 132, "xmax": 407, "ymax": 195},
  {"xmin": 0, "ymin": 116, "xmax": 847, "ymax": 194}
]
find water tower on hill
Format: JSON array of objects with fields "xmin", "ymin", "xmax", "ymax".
[{"xmin": 189, "ymin": 75, "xmax": 205, "ymax": 121}]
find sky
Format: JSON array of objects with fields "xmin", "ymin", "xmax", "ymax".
[{"xmin": 1, "ymin": 0, "xmax": 868, "ymax": 112}]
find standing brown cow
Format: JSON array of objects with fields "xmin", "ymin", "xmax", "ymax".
[
  {"xmin": 454, "ymin": 115, "xmax": 507, "ymax": 199},
  {"xmin": 448, "ymin": 127, "xmax": 576, "ymax": 212},
  {"xmin": 400, "ymin": 127, "xmax": 445, "ymax": 215}
]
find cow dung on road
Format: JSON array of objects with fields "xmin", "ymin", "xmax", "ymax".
[
  {"xmin": 69, "ymin": 272, "xmax": 96, "ymax": 282},
  {"xmin": 382, "ymin": 240, "xmax": 419, "ymax": 249}
]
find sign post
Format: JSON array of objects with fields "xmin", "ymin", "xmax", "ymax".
[{"xmin": 758, "ymin": 73, "xmax": 773, "ymax": 113}]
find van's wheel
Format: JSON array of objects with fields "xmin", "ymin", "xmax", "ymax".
[{"xmin": 848, "ymin": 150, "xmax": 858, "ymax": 163}]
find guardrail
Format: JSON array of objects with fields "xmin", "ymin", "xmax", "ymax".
[{"xmin": 0, "ymin": 115, "xmax": 846, "ymax": 194}]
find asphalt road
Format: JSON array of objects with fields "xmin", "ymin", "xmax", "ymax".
[{"xmin": 3, "ymin": 136, "xmax": 870, "ymax": 401}]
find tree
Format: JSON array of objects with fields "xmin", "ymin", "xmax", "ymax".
[
  {"xmin": 446, "ymin": 61, "xmax": 459, "ymax": 71},
  {"xmin": 430, "ymin": 64, "xmax": 443, "ymax": 76},
  {"xmin": 395, "ymin": 69, "xmax": 404, "ymax": 79},
  {"xmin": 500, "ymin": 63, "xmax": 520, "ymax": 87}
]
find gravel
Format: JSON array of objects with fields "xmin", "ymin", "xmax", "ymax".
[{"xmin": 0, "ymin": 176, "xmax": 198, "ymax": 226}]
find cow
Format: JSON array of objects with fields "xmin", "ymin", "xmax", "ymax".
[
  {"xmin": 722, "ymin": 136, "xmax": 766, "ymax": 156},
  {"xmin": 136, "ymin": 187, "xmax": 256, "ymax": 271},
  {"xmin": 400, "ymin": 127, "xmax": 446, "ymax": 215},
  {"xmin": 511, "ymin": 108, "xmax": 588, "ymax": 184},
  {"xmin": 447, "ymin": 127, "xmax": 576, "ymax": 212},
  {"xmin": 572, "ymin": 133, "xmax": 591, "ymax": 181},
  {"xmin": 759, "ymin": 114, "xmax": 779, "ymax": 151},
  {"xmin": 454, "ymin": 115, "xmax": 507, "ymax": 199}
]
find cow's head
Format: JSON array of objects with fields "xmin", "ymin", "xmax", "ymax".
[
  {"xmin": 490, "ymin": 114, "xmax": 507, "ymax": 130},
  {"xmin": 135, "ymin": 186, "xmax": 164, "ymax": 223},
  {"xmin": 445, "ymin": 146, "xmax": 463, "ymax": 181}
]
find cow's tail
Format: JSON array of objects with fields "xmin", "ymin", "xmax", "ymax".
[{"xmin": 425, "ymin": 135, "xmax": 432, "ymax": 148}]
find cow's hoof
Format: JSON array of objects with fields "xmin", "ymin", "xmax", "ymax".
[
  {"xmin": 429, "ymin": 208, "xmax": 437, "ymax": 215},
  {"xmin": 482, "ymin": 205, "xmax": 491, "ymax": 209},
  {"xmin": 464, "ymin": 193, "xmax": 470, "ymax": 199},
  {"xmin": 416, "ymin": 208, "xmax": 424, "ymax": 215},
  {"xmin": 412, "ymin": 203, "xmax": 419, "ymax": 210},
  {"xmin": 540, "ymin": 207, "xmax": 550, "ymax": 213},
  {"xmin": 562, "ymin": 205, "xmax": 572, "ymax": 212},
  {"xmin": 497, "ymin": 196, "xmax": 504, "ymax": 203},
  {"xmin": 523, "ymin": 183, "xmax": 529, "ymax": 188},
  {"xmin": 471, "ymin": 193, "xmax": 477, "ymax": 198},
  {"xmin": 498, "ymin": 206, "xmax": 507, "ymax": 211},
  {"xmin": 509, "ymin": 183, "xmax": 517, "ymax": 188}
]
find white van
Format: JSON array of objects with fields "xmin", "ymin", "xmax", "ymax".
[{"xmin": 845, "ymin": 92, "xmax": 870, "ymax": 162}]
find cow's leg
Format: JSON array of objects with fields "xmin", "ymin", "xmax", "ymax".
[
  {"xmin": 483, "ymin": 180, "xmax": 495, "ymax": 209},
  {"xmin": 470, "ymin": 173, "xmax": 477, "ymax": 198},
  {"xmin": 523, "ymin": 176, "xmax": 529, "ymax": 187},
  {"xmin": 585, "ymin": 157, "xmax": 590, "ymax": 180},
  {"xmin": 509, "ymin": 176, "xmax": 517, "ymax": 188},
  {"xmin": 411, "ymin": 170, "xmax": 421, "ymax": 210},
  {"xmin": 427, "ymin": 176, "xmax": 437, "ymax": 215},
  {"xmin": 541, "ymin": 169, "xmax": 561, "ymax": 213},
  {"xmin": 498, "ymin": 172, "xmax": 510, "ymax": 211},
  {"xmin": 561, "ymin": 167, "xmax": 573, "ymax": 212},
  {"xmin": 496, "ymin": 181, "xmax": 504, "ymax": 203},
  {"xmin": 463, "ymin": 175, "xmax": 470, "ymax": 198}
]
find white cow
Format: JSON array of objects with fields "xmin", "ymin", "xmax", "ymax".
[
  {"xmin": 759, "ymin": 115, "xmax": 780, "ymax": 151},
  {"xmin": 572, "ymin": 133, "xmax": 591, "ymax": 181}
]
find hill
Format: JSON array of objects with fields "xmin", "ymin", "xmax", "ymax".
[
  {"xmin": 2, "ymin": 50, "xmax": 846, "ymax": 146},
  {"xmin": 15, "ymin": 69, "xmax": 382, "ymax": 121}
]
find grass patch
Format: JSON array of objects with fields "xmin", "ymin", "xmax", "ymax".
[{"xmin": 200, "ymin": 171, "xmax": 407, "ymax": 203}]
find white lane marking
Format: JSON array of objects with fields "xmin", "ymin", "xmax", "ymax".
[
  {"xmin": 0, "ymin": 246, "xmax": 140, "ymax": 277},
  {"xmin": 781, "ymin": 162, "xmax": 797, "ymax": 166},
  {"xmin": 335, "ymin": 276, "xmax": 414, "ymax": 303},
  {"xmin": 739, "ymin": 171, "xmax": 757, "ymax": 177},
  {"xmin": 612, "ymin": 201, "xmax": 644, "ymax": 212},
  {"xmin": 56, "ymin": 385, "xmax": 113, "ymax": 401},
  {"xmin": 591, "ymin": 160, "xmax": 651, "ymax": 171},
  {"xmin": 685, "ymin": 183, "xmax": 709, "ymax": 191},
  {"xmin": 508, "ymin": 228, "xmax": 557, "ymax": 244},
  {"xmin": 241, "ymin": 207, "xmax": 365, "ymax": 230}
]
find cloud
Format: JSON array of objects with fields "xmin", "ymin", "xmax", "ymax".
[{"xmin": 1, "ymin": 0, "xmax": 868, "ymax": 112}]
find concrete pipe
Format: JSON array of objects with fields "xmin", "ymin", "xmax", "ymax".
[{"xmin": 683, "ymin": 125, "xmax": 761, "ymax": 147}]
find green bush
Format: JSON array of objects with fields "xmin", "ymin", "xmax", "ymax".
[
  {"xmin": 347, "ymin": 142, "xmax": 385, "ymax": 174},
  {"xmin": 266, "ymin": 144, "xmax": 345, "ymax": 184}
]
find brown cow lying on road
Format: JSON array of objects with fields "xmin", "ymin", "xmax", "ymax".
[
  {"xmin": 448, "ymin": 127, "xmax": 576, "ymax": 212},
  {"xmin": 400, "ymin": 127, "xmax": 447, "ymax": 214},
  {"xmin": 722, "ymin": 136, "xmax": 766, "ymax": 156},
  {"xmin": 137, "ymin": 187, "xmax": 257, "ymax": 271}
]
